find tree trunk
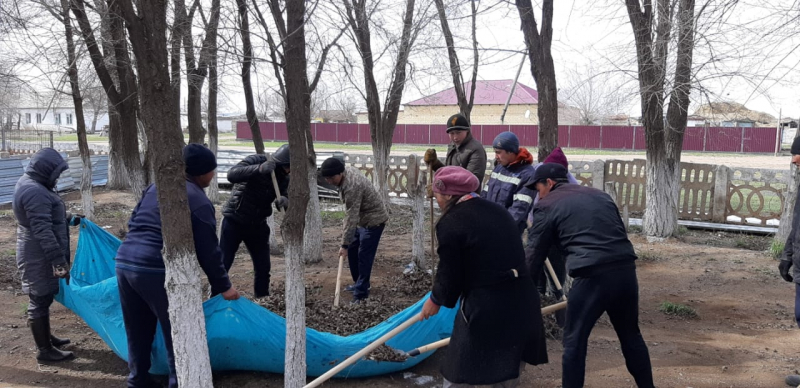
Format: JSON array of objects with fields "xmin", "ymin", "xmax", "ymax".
[
  {"xmin": 372, "ymin": 135, "xmax": 392, "ymax": 206},
  {"xmin": 61, "ymin": 0, "xmax": 93, "ymax": 219},
  {"xmin": 90, "ymin": 111, "xmax": 99, "ymax": 134},
  {"xmin": 643, "ymin": 155, "xmax": 681, "ymax": 240},
  {"xmin": 116, "ymin": 0, "xmax": 214, "ymax": 385},
  {"xmin": 106, "ymin": 108, "xmax": 129, "ymax": 189},
  {"xmin": 516, "ymin": 0, "xmax": 558, "ymax": 162},
  {"xmin": 236, "ymin": 0, "xmax": 264, "ymax": 154},
  {"xmin": 169, "ymin": 0, "xmax": 185, "ymax": 127},
  {"xmin": 303, "ymin": 165, "xmax": 322, "ymax": 264},
  {"xmin": 182, "ymin": 1, "xmax": 205, "ymax": 145},
  {"xmin": 408, "ymin": 155, "xmax": 426, "ymax": 269},
  {"xmin": 433, "ymin": 0, "xmax": 477, "ymax": 120},
  {"xmin": 777, "ymin": 132, "xmax": 800, "ymax": 242},
  {"xmin": 206, "ymin": 58, "xmax": 220, "ymax": 203},
  {"xmin": 282, "ymin": 0, "xmax": 313, "ymax": 384}
]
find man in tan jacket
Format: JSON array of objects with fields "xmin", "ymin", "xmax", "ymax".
[
  {"xmin": 445, "ymin": 113, "xmax": 488, "ymax": 184},
  {"xmin": 321, "ymin": 157, "xmax": 389, "ymax": 303}
]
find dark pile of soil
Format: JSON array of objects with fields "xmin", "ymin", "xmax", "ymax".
[
  {"xmin": 365, "ymin": 344, "xmax": 409, "ymax": 363},
  {"xmin": 540, "ymin": 294, "xmax": 564, "ymax": 340}
]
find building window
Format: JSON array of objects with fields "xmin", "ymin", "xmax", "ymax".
[
  {"xmin": 66, "ymin": 113, "xmax": 72, "ymax": 125},
  {"xmin": 25, "ymin": 113, "xmax": 31, "ymax": 124},
  {"xmin": 36, "ymin": 113, "xmax": 42, "ymax": 124},
  {"xmin": 55, "ymin": 113, "xmax": 61, "ymax": 125}
]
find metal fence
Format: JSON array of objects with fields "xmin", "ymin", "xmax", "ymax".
[{"xmin": 1, "ymin": 127, "xmax": 54, "ymax": 154}]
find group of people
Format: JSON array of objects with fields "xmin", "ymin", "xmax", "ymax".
[{"xmin": 12, "ymin": 112, "xmax": 658, "ymax": 387}]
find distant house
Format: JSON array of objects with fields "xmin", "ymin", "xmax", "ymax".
[
  {"xmin": 686, "ymin": 114, "xmax": 708, "ymax": 127},
  {"xmin": 313, "ymin": 110, "xmax": 356, "ymax": 123},
  {"xmin": 693, "ymin": 102, "xmax": 774, "ymax": 127},
  {"xmin": 11, "ymin": 94, "xmax": 109, "ymax": 133}
]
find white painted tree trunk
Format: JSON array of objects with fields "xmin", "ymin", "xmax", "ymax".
[
  {"xmin": 283, "ymin": 240, "xmax": 306, "ymax": 387},
  {"xmin": 777, "ymin": 164, "xmax": 799, "ymax": 243},
  {"xmin": 164, "ymin": 249, "xmax": 214, "ymax": 388},
  {"xmin": 373, "ymin": 145, "xmax": 391, "ymax": 207},
  {"xmin": 303, "ymin": 166, "xmax": 322, "ymax": 264},
  {"xmin": 268, "ymin": 215, "xmax": 277, "ymax": 247},
  {"xmin": 643, "ymin": 157, "xmax": 681, "ymax": 239},
  {"xmin": 206, "ymin": 134, "xmax": 220, "ymax": 203},
  {"xmin": 80, "ymin": 154, "xmax": 94, "ymax": 219},
  {"xmin": 408, "ymin": 156, "xmax": 426, "ymax": 269}
]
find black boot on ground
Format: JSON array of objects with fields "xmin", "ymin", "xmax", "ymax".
[{"xmin": 29, "ymin": 317, "xmax": 74, "ymax": 362}]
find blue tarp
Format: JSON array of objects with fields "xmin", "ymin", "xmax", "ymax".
[{"xmin": 55, "ymin": 219, "xmax": 456, "ymax": 377}]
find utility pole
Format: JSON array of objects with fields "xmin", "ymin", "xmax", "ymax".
[{"xmin": 500, "ymin": 50, "xmax": 527, "ymax": 125}]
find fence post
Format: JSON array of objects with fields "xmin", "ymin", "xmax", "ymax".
[
  {"xmin": 740, "ymin": 126, "xmax": 745, "ymax": 153},
  {"xmin": 1, "ymin": 124, "xmax": 6, "ymax": 151},
  {"xmin": 712, "ymin": 165, "xmax": 729, "ymax": 223},
  {"xmin": 591, "ymin": 160, "xmax": 605, "ymax": 190},
  {"xmin": 599, "ymin": 125, "xmax": 603, "ymax": 149},
  {"xmin": 49, "ymin": 131, "xmax": 54, "ymax": 149},
  {"xmin": 604, "ymin": 181, "xmax": 618, "ymax": 205}
]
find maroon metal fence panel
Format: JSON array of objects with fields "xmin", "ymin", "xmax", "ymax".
[
  {"xmin": 558, "ymin": 125, "xmax": 570, "ymax": 147},
  {"xmin": 683, "ymin": 127, "xmax": 705, "ymax": 151},
  {"xmin": 512, "ymin": 125, "xmax": 538, "ymax": 147},
  {"xmin": 405, "ymin": 124, "xmax": 430, "ymax": 144},
  {"xmin": 358, "ymin": 124, "xmax": 370, "ymax": 143},
  {"xmin": 274, "ymin": 122, "xmax": 288, "ymax": 141},
  {"xmin": 743, "ymin": 127, "xmax": 777, "ymax": 153},
  {"xmin": 480, "ymin": 125, "xmax": 510, "ymax": 146},
  {"xmin": 569, "ymin": 126, "xmax": 601, "ymax": 149},
  {"xmin": 633, "ymin": 126, "xmax": 646, "ymax": 150},
  {"xmin": 430, "ymin": 124, "xmax": 450, "ymax": 145},
  {"xmin": 338, "ymin": 123, "xmax": 359, "ymax": 143},
  {"xmin": 237, "ymin": 121, "xmax": 276, "ymax": 141},
  {"xmin": 315, "ymin": 123, "xmax": 337, "ymax": 142},
  {"xmin": 392, "ymin": 124, "xmax": 405, "ymax": 144},
  {"xmin": 601, "ymin": 126, "xmax": 634, "ymax": 149},
  {"xmin": 706, "ymin": 127, "xmax": 741, "ymax": 152}
]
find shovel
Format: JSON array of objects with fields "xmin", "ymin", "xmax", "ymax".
[
  {"xmin": 333, "ymin": 255, "xmax": 345, "ymax": 307},
  {"xmin": 405, "ymin": 292, "xmax": 568, "ymax": 358},
  {"xmin": 303, "ymin": 313, "xmax": 423, "ymax": 388},
  {"xmin": 270, "ymin": 171, "xmax": 283, "ymax": 212},
  {"xmin": 544, "ymin": 258, "xmax": 567, "ymax": 301}
]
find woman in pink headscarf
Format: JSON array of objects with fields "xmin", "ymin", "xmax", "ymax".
[{"xmin": 421, "ymin": 166, "xmax": 548, "ymax": 388}]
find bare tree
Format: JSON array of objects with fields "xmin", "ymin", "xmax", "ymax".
[
  {"xmin": 197, "ymin": 0, "xmax": 222, "ymax": 202},
  {"xmin": 235, "ymin": 0, "xmax": 264, "ymax": 154},
  {"xmin": 341, "ymin": 0, "xmax": 427, "ymax": 205},
  {"xmin": 433, "ymin": 0, "xmax": 478, "ymax": 121},
  {"xmin": 560, "ymin": 64, "xmax": 636, "ymax": 125},
  {"xmin": 516, "ymin": 0, "xmax": 558, "ymax": 162},
  {"xmin": 79, "ymin": 73, "xmax": 107, "ymax": 134}
]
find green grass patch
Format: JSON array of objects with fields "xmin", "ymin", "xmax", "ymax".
[
  {"xmin": 321, "ymin": 210, "xmax": 346, "ymax": 221},
  {"xmin": 52, "ymin": 134, "xmax": 106, "ymax": 142},
  {"xmin": 19, "ymin": 303, "xmax": 28, "ymax": 317},
  {"xmin": 771, "ymin": 240, "xmax": 785, "ymax": 259},
  {"xmin": 2, "ymin": 248, "xmax": 15, "ymax": 257},
  {"xmin": 674, "ymin": 225, "xmax": 690, "ymax": 237},
  {"xmin": 659, "ymin": 301, "xmax": 697, "ymax": 318},
  {"xmin": 637, "ymin": 251, "xmax": 663, "ymax": 262},
  {"xmin": 627, "ymin": 225, "xmax": 643, "ymax": 233}
]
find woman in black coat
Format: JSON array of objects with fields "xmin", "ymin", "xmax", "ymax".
[{"xmin": 421, "ymin": 166, "xmax": 548, "ymax": 387}]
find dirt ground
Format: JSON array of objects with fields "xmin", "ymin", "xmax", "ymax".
[{"xmin": 1, "ymin": 188, "xmax": 799, "ymax": 388}]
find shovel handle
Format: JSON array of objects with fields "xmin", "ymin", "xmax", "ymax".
[
  {"xmin": 544, "ymin": 259, "xmax": 566, "ymax": 301},
  {"xmin": 407, "ymin": 300, "xmax": 568, "ymax": 358},
  {"xmin": 304, "ymin": 313, "xmax": 423, "ymax": 388},
  {"xmin": 333, "ymin": 255, "xmax": 344, "ymax": 308},
  {"xmin": 270, "ymin": 171, "xmax": 282, "ymax": 212}
]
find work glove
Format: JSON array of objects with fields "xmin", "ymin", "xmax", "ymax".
[
  {"xmin": 259, "ymin": 159, "xmax": 276, "ymax": 176},
  {"xmin": 53, "ymin": 263, "xmax": 69, "ymax": 279},
  {"xmin": 69, "ymin": 214, "xmax": 85, "ymax": 226},
  {"xmin": 779, "ymin": 260, "xmax": 794, "ymax": 282},
  {"xmin": 275, "ymin": 196, "xmax": 289, "ymax": 212},
  {"xmin": 426, "ymin": 183, "xmax": 433, "ymax": 199}
]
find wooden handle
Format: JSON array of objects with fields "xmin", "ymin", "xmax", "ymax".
[
  {"xmin": 333, "ymin": 255, "xmax": 344, "ymax": 308},
  {"xmin": 270, "ymin": 171, "xmax": 282, "ymax": 212},
  {"xmin": 304, "ymin": 313, "xmax": 423, "ymax": 388},
  {"xmin": 406, "ymin": 300, "xmax": 568, "ymax": 358},
  {"xmin": 429, "ymin": 164, "xmax": 435, "ymax": 260},
  {"xmin": 544, "ymin": 259, "xmax": 566, "ymax": 301}
]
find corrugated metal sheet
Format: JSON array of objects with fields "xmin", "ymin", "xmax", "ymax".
[
  {"xmin": 683, "ymin": 127, "xmax": 705, "ymax": 151},
  {"xmin": 569, "ymin": 126, "xmax": 601, "ymax": 149},
  {"xmin": 0, "ymin": 158, "xmax": 24, "ymax": 204},
  {"xmin": 743, "ymin": 127, "xmax": 777, "ymax": 153},
  {"xmin": 601, "ymin": 126, "xmax": 634, "ymax": 149},
  {"xmin": 338, "ymin": 124, "xmax": 359, "ymax": 143},
  {"xmin": 706, "ymin": 127, "xmax": 741, "ymax": 152}
]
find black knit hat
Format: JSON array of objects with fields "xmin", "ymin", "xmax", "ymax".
[
  {"xmin": 320, "ymin": 157, "xmax": 345, "ymax": 177},
  {"xmin": 792, "ymin": 137, "xmax": 800, "ymax": 155},
  {"xmin": 183, "ymin": 144, "xmax": 217, "ymax": 176},
  {"xmin": 527, "ymin": 163, "xmax": 568, "ymax": 189},
  {"xmin": 446, "ymin": 113, "xmax": 470, "ymax": 133}
]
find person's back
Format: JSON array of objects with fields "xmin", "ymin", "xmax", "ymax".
[{"xmin": 531, "ymin": 183, "xmax": 636, "ymax": 276}]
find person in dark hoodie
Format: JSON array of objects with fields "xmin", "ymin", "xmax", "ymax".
[
  {"xmin": 220, "ymin": 144, "xmax": 289, "ymax": 297},
  {"xmin": 12, "ymin": 148, "xmax": 82, "ymax": 363},
  {"xmin": 778, "ymin": 137, "xmax": 800, "ymax": 387},
  {"xmin": 526, "ymin": 163, "xmax": 654, "ymax": 388},
  {"xmin": 481, "ymin": 131, "xmax": 536, "ymax": 232},
  {"xmin": 115, "ymin": 144, "xmax": 240, "ymax": 388},
  {"xmin": 445, "ymin": 113, "xmax": 488, "ymax": 184},
  {"xmin": 421, "ymin": 166, "xmax": 547, "ymax": 388}
]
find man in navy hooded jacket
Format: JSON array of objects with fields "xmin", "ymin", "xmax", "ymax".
[{"xmin": 115, "ymin": 144, "xmax": 240, "ymax": 388}]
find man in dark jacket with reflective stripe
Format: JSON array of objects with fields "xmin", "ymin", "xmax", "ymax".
[
  {"xmin": 526, "ymin": 163, "xmax": 654, "ymax": 388},
  {"xmin": 445, "ymin": 113, "xmax": 488, "ymax": 184},
  {"xmin": 481, "ymin": 131, "xmax": 536, "ymax": 232},
  {"xmin": 116, "ymin": 144, "xmax": 240, "ymax": 388},
  {"xmin": 778, "ymin": 137, "xmax": 800, "ymax": 387},
  {"xmin": 220, "ymin": 144, "xmax": 289, "ymax": 297},
  {"xmin": 13, "ymin": 148, "xmax": 81, "ymax": 363}
]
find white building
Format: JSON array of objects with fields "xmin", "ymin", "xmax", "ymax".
[{"xmin": 11, "ymin": 94, "xmax": 109, "ymax": 133}]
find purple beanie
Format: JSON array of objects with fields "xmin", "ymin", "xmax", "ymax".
[
  {"xmin": 433, "ymin": 166, "xmax": 479, "ymax": 196},
  {"xmin": 543, "ymin": 147, "xmax": 569, "ymax": 168}
]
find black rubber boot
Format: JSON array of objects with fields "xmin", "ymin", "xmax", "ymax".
[
  {"xmin": 30, "ymin": 317, "xmax": 74, "ymax": 362},
  {"xmin": 29, "ymin": 319, "xmax": 71, "ymax": 348},
  {"xmin": 786, "ymin": 375, "xmax": 800, "ymax": 387}
]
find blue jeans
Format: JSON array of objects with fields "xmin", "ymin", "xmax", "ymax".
[
  {"xmin": 795, "ymin": 284, "xmax": 800, "ymax": 328},
  {"xmin": 347, "ymin": 224, "xmax": 385, "ymax": 299},
  {"xmin": 116, "ymin": 268, "xmax": 177, "ymax": 388}
]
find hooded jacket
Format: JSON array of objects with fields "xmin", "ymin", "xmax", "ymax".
[
  {"xmin": 446, "ymin": 132, "xmax": 488, "ymax": 184},
  {"xmin": 12, "ymin": 148, "xmax": 71, "ymax": 296},
  {"xmin": 481, "ymin": 147, "xmax": 536, "ymax": 232},
  {"xmin": 222, "ymin": 154, "xmax": 289, "ymax": 225}
]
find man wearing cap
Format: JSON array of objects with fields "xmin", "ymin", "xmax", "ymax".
[
  {"xmin": 445, "ymin": 113, "xmax": 488, "ymax": 184},
  {"xmin": 320, "ymin": 157, "xmax": 389, "ymax": 303},
  {"xmin": 220, "ymin": 144, "xmax": 290, "ymax": 297},
  {"xmin": 481, "ymin": 131, "xmax": 537, "ymax": 232},
  {"xmin": 778, "ymin": 137, "xmax": 800, "ymax": 387},
  {"xmin": 526, "ymin": 163, "xmax": 654, "ymax": 388},
  {"xmin": 115, "ymin": 144, "xmax": 240, "ymax": 388}
]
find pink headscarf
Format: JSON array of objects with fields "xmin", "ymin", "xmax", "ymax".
[{"xmin": 433, "ymin": 166, "xmax": 479, "ymax": 196}]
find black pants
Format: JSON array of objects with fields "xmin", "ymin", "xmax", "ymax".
[
  {"xmin": 116, "ymin": 268, "xmax": 177, "ymax": 388},
  {"xmin": 562, "ymin": 264, "xmax": 654, "ymax": 388},
  {"xmin": 28, "ymin": 293, "xmax": 55, "ymax": 319},
  {"xmin": 347, "ymin": 224, "xmax": 385, "ymax": 300},
  {"xmin": 220, "ymin": 217, "xmax": 271, "ymax": 297}
]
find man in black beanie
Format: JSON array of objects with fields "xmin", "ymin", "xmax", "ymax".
[
  {"xmin": 778, "ymin": 136, "xmax": 800, "ymax": 386},
  {"xmin": 444, "ymin": 113, "xmax": 488, "ymax": 184},
  {"xmin": 115, "ymin": 144, "xmax": 240, "ymax": 388},
  {"xmin": 220, "ymin": 144, "xmax": 290, "ymax": 297},
  {"xmin": 526, "ymin": 163, "xmax": 654, "ymax": 388},
  {"xmin": 320, "ymin": 157, "xmax": 388, "ymax": 303}
]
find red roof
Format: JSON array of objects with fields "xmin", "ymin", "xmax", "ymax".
[{"xmin": 406, "ymin": 80, "xmax": 539, "ymax": 106}]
